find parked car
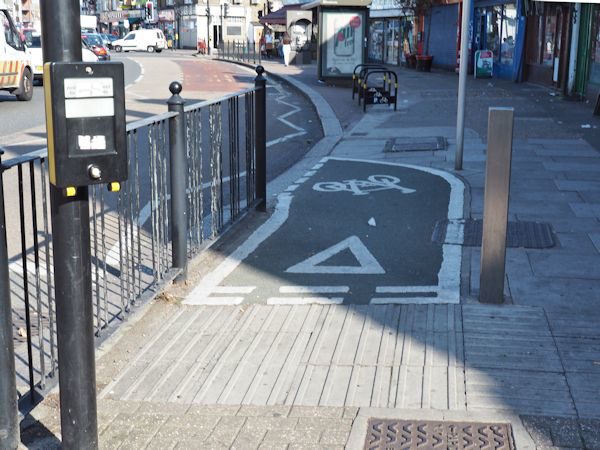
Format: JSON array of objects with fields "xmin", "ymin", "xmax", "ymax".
[
  {"xmin": 26, "ymin": 33, "xmax": 99, "ymax": 82},
  {"xmin": 100, "ymin": 33, "xmax": 118, "ymax": 49},
  {"xmin": 81, "ymin": 33, "xmax": 110, "ymax": 60},
  {"xmin": 112, "ymin": 29, "xmax": 167, "ymax": 53}
]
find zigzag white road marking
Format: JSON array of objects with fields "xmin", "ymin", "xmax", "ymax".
[{"xmin": 266, "ymin": 81, "xmax": 307, "ymax": 147}]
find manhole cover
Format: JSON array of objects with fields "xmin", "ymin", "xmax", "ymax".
[
  {"xmin": 384, "ymin": 137, "xmax": 446, "ymax": 152},
  {"xmin": 432, "ymin": 219, "xmax": 556, "ymax": 248},
  {"xmin": 365, "ymin": 419, "xmax": 515, "ymax": 449}
]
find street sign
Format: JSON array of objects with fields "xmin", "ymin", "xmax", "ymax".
[{"xmin": 474, "ymin": 50, "xmax": 493, "ymax": 78}]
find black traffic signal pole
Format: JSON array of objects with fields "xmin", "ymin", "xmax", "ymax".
[
  {"xmin": 40, "ymin": 0, "xmax": 99, "ymax": 448},
  {"xmin": 0, "ymin": 152, "xmax": 19, "ymax": 449}
]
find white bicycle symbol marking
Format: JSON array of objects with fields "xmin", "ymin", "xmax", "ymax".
[{"xmin": 313, "ymin": 174, "xmax": 416, "ymax": 196}]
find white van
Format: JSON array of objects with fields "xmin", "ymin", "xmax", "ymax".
[
  {"xmin": 0, "ymin": 1, "xmax": 33, "ymax": 100},
  {"xmin": 26, "ymin": 33, "xmax": 99, "ymax": 83},
  {"xmin": 112, "ymin": 29, "xmax": 167, "ymax": 53}
]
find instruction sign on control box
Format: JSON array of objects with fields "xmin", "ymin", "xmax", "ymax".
[{"xmin": 43, "ymin": 62, "xmax": 128, "ymax": 189}]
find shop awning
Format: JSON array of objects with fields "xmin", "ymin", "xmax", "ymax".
[
  {"xmin": 258, "ymin": 4, "xmax": 306, "ymax": 25},
  {"xmin": 301, "ymin": 0, "xmax": 371, "ymax": 9}
]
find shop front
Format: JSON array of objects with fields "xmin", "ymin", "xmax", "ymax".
[
  {"xmin": 575, "ymin": 4, "xmax": 600, "ymax": 102},
  {"xmin": 587, "ymin": 5, "xmax": 600, "ymax": 100},
  {"xmin": 368, "ymin": 15, "xmax": 414, "ymax": 65},
  {"xmin": 473, "ymin": 0, "xmax": 525, "ymax": 80},
  {"xmin": 368, "ymin": 19, "xmax": 384, "ymax": 61},
  {"xmin": 158, "ymin": 9, "xmax": 176, "ymax": 48},
  {"xmin": 524, "ymin": 2, "xmax": 572, "ymax": 89},
  {"xmin": 99, "ymin": 9, "xmax": 144, "ymax": 37}
]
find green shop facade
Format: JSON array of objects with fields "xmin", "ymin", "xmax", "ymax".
[{"xmin": 575, "ymin": 3, "xmax": 600, "ymax": 102}]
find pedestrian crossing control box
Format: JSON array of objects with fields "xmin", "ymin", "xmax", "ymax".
[{"xmin": 43, "ymin": 62, "xmax": 127, "ymax": 192}]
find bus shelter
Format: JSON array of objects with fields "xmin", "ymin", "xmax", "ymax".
[{"xmin": 302, "ymin": 0, "xmax": 371, "ymax": 83}]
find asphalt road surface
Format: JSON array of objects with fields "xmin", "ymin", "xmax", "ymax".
[
  {"xmin": 185, "ymin": 157, "xmax": 464, "ymax": 306},
  {"xmin": 0, "ymin": 57, "xmax": 142, "ymax": 151}
]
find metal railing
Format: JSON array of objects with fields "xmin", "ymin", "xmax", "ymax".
[
  {"xmin": 221, "ymin": 39, "xmax": 261, "ymax": 65},
  {"xmin": 0, "ymin": 67, "xmax": 267, "ymax": 412}
]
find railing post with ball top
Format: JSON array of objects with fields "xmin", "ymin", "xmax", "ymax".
[
  {"xmin": 254, "ymin": 66, "xmax": 267, "ymax": 212},
  {"xmin": 167, "ymin": 81, "xmax": 188, "ymax": 281}
]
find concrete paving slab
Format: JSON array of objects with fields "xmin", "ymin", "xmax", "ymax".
[
  {"xmin": 590, "ymin": 233, "xmax": 600, "ymax": 253},
  {"xmin": 555, "ymin": 233, "xmax": 600, "ymax": 254},
  {"xmin": 508, "ymin": 275, "xmax": 600, "ymax": 310},
  {"xmin": 528, "ymin": 253, "xmax": 600, "ymax": 279},
  {"xmin": 556, "ymin": 180, "xmax": 600, "ymax": 191},
  {"xmin": 569, "ymin": 203, "xmax": 600, "ymax": 218}
]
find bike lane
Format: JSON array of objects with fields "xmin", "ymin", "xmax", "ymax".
[{"xmin": 185, "ymin": 157, "xmax": 464, "ymax": 305}]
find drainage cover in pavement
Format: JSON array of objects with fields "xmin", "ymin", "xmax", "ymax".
[
  {"xmin": 432, "ymin": 218, "xmax": 556, "ymax": 248},
  {"xmin": 384, "ymin": 137, "xmax": 447, "ymax": 152},
  {"xmin": 364, "ymin": 419, "xmax": 515, "ymax": 450}
]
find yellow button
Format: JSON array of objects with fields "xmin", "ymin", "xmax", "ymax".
[
  {"xmin": 108, "ymin": 182, "xmax": 121, "ymax": 192},
  {"xmin": 64, "ymin": 187, "xmax": 76, "ymax": 197}
]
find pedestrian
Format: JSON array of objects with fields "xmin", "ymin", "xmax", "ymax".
[
  {"xmin": 265, "ymin": 32, "xmax": 273, "ymax": 59},
  {"xmin": 260, "ymin": 33, "xmax": 266, "ymax": 58},
  {"xmin": 282, "ymin": 33, "xmax": 291, "ymax": 66}
]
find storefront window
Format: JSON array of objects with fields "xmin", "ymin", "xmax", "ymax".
[
  {"xmin": 589, "ymin": 6, "xmax": 600, "ymax": 85},
  {"xmin": 543, "ymin": 13, "xmax": 556, "ymax": 66},
  {"xmin": 368, "ymin": 20, "xmax": 384, "ymax": 61},
  {"xmin": 385, "ymin": 19, "xmax": 399, "ymax": 65},
  {"xmin": 500, "ymin": 4, "xmax": 517, "ymax": 66},
  {"xmin": 485, "ymin": 6, "xmax": 501, "ymax": 60},
  {"xmin": 401, "ymin": 18, "xmax": 415, "ymax": 57}
]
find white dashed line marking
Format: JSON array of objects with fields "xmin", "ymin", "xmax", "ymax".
[
  {"xmin": 279, "ymin": 286, "xmax": 350, "ymax": 294},
  {"xmin": 376, "ymin": 286, "xmax": 439, "ymax": 293},
  {"xmin": 267, "ymin": 297, "xmax": 344, "ymax": 305},
  {"xmin": 185, "ymin": 296, "xmax": 245, "ymax": 306}
]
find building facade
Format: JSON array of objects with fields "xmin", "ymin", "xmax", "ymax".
[
  {"xmin": 368, "ymin": 0, "xmax": 417, "ymax": 65},
  {"xmin": 471, "ymin": 0, "xmax": 525, "ymax": 80},
  {"xmin": 575, "ymin": 3, "xmax": 600, "ymax": 102}
]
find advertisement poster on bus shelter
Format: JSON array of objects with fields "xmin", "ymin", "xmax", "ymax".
[{"xmin": 321, "ymin": 10, "xmax": 365, "ymax": 78}]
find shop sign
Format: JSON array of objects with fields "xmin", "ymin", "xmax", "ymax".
[
  {"xmin": 322, "ymin": 11, "xmax": 366, "ymax": 78},
  {"xmin": 475, "ymin": 50, "xmax": 493, "ymax": 78},
  {"xmin": 100, "ymin": 9, "xmax": 143, "ymax": 22},
  {"xmin": 158, "ymin": 9, "xmax": 175, "ymax": 21},
  {"xmin": 176, "ymin": 4, "xmax": 196, "ymax": 16}
]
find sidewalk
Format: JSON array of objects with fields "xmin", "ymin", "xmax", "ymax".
[{"xmin": 22, "ymin": 59, "xmax": 600, "ymax": 449}]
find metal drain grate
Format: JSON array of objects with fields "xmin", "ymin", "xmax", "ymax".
[
  {"xmin": 384, "ymin": 137, "xmax": 447, "ymax": 152},
  {"xmin": 364, "ymin": 419, "xmax": 515, "ymax": 450},
  {"xmin": 432, "ymin": 219, "xmax": 556, "ymax": 248}
]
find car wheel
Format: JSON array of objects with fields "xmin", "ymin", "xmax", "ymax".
[
  {"xmin": 147, "ymin": 46, "xmax": 155, "ymax": 53},
  {"xmin": 16, "ymin": 69, "xmax": 33, "ymax": 101},
  {"xmin": 156, "ymin": 49, "xmax": 162, "ymax": 53},
  {"xmin": 115, "ymin": 45, "xmax": 122, "ymax": 52}
]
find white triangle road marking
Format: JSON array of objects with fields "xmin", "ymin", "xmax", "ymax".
[{"xmin": 285, "ymin": 236, "xmax": 385, "ymax": 275}]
